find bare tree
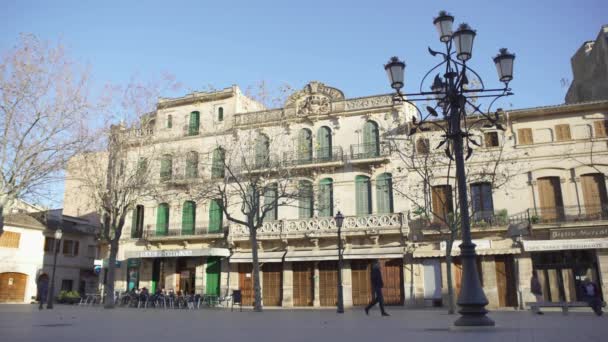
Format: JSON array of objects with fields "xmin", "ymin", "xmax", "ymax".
[{"xmin": 0, "ymin": 34, "xmax": 95, "ymax": 233}]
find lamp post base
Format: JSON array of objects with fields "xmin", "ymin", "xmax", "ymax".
[{"xmin": 454, "ymin": 307, "xmax": 495, "ymax": 326}]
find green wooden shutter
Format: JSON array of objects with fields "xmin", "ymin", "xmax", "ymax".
[
  {"xmin": 131, "ymin": 208, "xmax": 138, "ymax": 238},
  {"xmin": 189, "ymin": 111, "xmax": 200, "ymax": 136},
  {"xmin": 299, "ymin": 180, "xmax": 313, "ymax": 218},
  {"xmin": 167, "ymin": 115, "xmax": 172, "ymax": 128},
  {"xmin": 255, "ymin": 135, "xmax": 269, "ymax": 167},
  {"xmin": 182, "ymin": 201, "xmax": 195, "ymax": 235},
  {"xmin": 298, "ymin": 129, "xmax": 312, "ymax": 163},
  {"xmin": 212, "ymin": 148, "xmax": 225, "ymax": 178},
  {"xmin": 209, "ymin": 199, "xmax": 222, "ymax": 233},
  {"xmin": 156, "ymin": 203, "xmax": 169, "ymax": 236},
  {"xmin": 160, "ymin": 156, "xmax": 172, "ymax": 181},
  {"xmin": 319, "ymin": 178, "xmax": 333, "ymax": 217},
  {"xmin": 363, "ymin": 121, "xmax": 379, "ymax": 157},
  {"xmin": 205, "ymin": 257, "xmax": 221, "ymax": 296},
  {"xmin": 317, "ymin": 126, "xmax": 332, "ymax": 161},
  {"xmin": 186, "ymin": 153, "xmax": 198, "ymax": 178},
  {"xmin": 264, "ymin": 183, "xmax": 278, "ymax": 221},
  {"xmin": 218, "ymin": 107, "xmax": 224, "ymax": 122},
  {"xmin": 356, "ymin": 176, "xmax": 371, "ymax": 215},
  {"xmin": 376, "ymin": 173, "xmax": 393, "ymax": 214}
]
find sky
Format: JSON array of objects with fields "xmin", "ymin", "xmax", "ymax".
[{"xmin": 1, "ymin": 0, "xmax": 606, "ymax": 208}]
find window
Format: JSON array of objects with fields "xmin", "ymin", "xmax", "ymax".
[
  {"xmin": 416, "ymin": 138, "xmax": 430, "ymax": 154},
  {"xmin": 136, "ymin": 157, "xmax": 148, "ymax": 180},
  {"xmin": 255, "ymin": 134, "xmax": 270, "ymax": 168},
  {"xmin": 218, "ymin": 107, "xmax": 224, "ymax": 122},
  {"xmin": 517, "ymin": 128, "xmax": 533, "ymax": 145},
  {"xmin": 186, "ymin": 151, "xmax": 198, "ymax": 178},
  {"xmin": 484, "ymin": 132, "xmax": 499, "ymax": 147},
  {"xmin": 431, "ymin": 185, "xmax": 454, "ymax": 223},
  {"xmin": 160, "ymin": 155, "xmax": 172, "ymax": 181},
  {"xmin": 43, "ymin": 237, "xmax": 55, "ymax": 252},
  {"xmin": 316, "ymin": 126, "xmax": 332, "ymax": 161},
  {"xmin": 62, "ymin": 240, "xmax": 79, "ymax": 256},
  {"xmin": 297, "ymin": 128, "xmax": 313, "ymax": 163},
  {"xmin": 263, "ymin": 183, "xmax": 278, "ymax": 221},
  {"xmin": 594, "ymin": 120, "xmax": 608, "ymax": 138},
  {"xmin": 355, "ymin": 175, "xmax": 372, "ymax": 215},
  {"xmin": 573, "ymin": 125, "xmax": 592, "ymax": 140},
  {"xmin": 363, "ymin": 121, "xmax": 380, "ymax": 158},
  {"xmin": 0, "ymin": 231, "xmax": 21, "ymax": 249},
  {"xmin": 131, "ymin": 205, "xmax": 144, "ymax": 238},
  {"xmin": 555, "ymin": 124, "xmax": 572, "ymax": 141},
  {"xmin": 211, "ymin": 147, "xmax": 225, "ymax": 178},
  {"xmin": 470, "ymin": 183, "xmax": 494, "ymax": 221},
  {"xmin": 188, "ymin": 111, "xmax": 200, "ymax": 136},
  {"xmin": 208, "ymin": 199, "xmax": 223, "ymax": 233},
  {"xmin": 535, "ymin": 128, "xmax": 553, "ymax": 143},
  {"xmin": 299, "ymin": 180, "xmax": 314, "ymax": 219},
  {"xmin": 318, "ymin": 178, "xmax": 334, "ymax": 217},
  {"xmin": 182, "ymin": 201, "xmax": 196, "ymax": 235},
  {"xmin": 61, "ymin": 279, "xmax": 73, "ymax": 292},
  {"xmin": 156, "ymin": 203, "xmax": 170, "ymax": 236},
  {"xmin": 167, "ymin": 115, "xmax": 172, "ymax": 129},
  {"xmin": 376, "ymin": 173, "xmax": 394, "ymax": 214}
]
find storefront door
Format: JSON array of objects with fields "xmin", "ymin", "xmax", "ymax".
[
  {"xmin": 0, "ymin": 272, "xmax": 27, "ymax": 303},
  {"xmin": 318, "ymin": 261, "xmax": 338, "ymax": 306},
  {"xmin": 262, "ymin": 263, "xmax": 282, "ymax": 306},
  {"xmin": 293, "ymin": 262, "xmax": 314, "ymax": 306},
  {"xmin": 238, "ymin": 264, "xmax": 254, "ymax": 306},
  {"xmin": 351, "ymin": 260, "xmax": 371, "ymax": 305},
  {"xmin": 495, "ymin": 255, "xmax": 517, "ymax": 307},
  {"xmin": 206, "ymin": 257, "xmax": 221, "ymax": 296},
  {"xmin": 380, "ymin": 259, "xmax": 404, "ymax": 305}
]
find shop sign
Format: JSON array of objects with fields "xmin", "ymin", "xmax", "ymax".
[
  {"xmin": 125, "ymin": 248, "xmax": 230, "ymax": 259},
  {"xmin": 523, "ymin": 238, "xmax": 608, "ymax": 252},
  {"xmin": 550, "ymin": 227, "xmax": 608, "ymax": 240},
  {"xmin": 127, "ymin": 259, "xmax": 141, "ymax": 267}
]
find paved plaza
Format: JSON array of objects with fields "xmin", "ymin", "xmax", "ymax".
[{"xmin": 0, "ymin": 305, "xmax": 606, "ymax": 342}]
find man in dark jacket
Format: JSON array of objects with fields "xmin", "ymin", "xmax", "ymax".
[
  {"xmin": 581, "ymin": 277, "xmax": 604, "ymax": 316},
  {"xmin": 37, "ymin": 275, "xmax": 49, "ymax": 310},
  {"xmin": 365, "ymin": 260, "xmax": 389, "ymax": 316}
]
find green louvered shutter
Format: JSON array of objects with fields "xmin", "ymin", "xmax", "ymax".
[
  {"xmin": 189, "ymin": 111, "xmax": 200, "ymax": 136},
  {"xmin": 355, "ymin": 176, "xmax": 372, "ymax": 215},
  {"xmin": 182, "ymin": 201, "xmax": 195, "ymax": 235},
  {"xmin": 317, "ymin": 126, "xmax": 332, "ymax": 161},
  {"xmin": 297, "ymin": 129, "xmax": 312, "ymax": 163},
  {"xmin": 209, "ymin": 199, "xmax": 222, "ymax": 233},
  {"xmin": 376, "ymin": 174, "xmax": 394, "ymax": 214},
  {"xmin": 205, "ymin": 257, "xmax": 221, "ymax": 295},
  {"xmin": 212, "ymin": 148, "xmax": 225, "ymax": 178},
  {"xmin": 264, "ymin": 183, "xmax": 278, "ymax": 221},
  {"xmin": 299, "ymin": 180, "xmax": 313, "ymax": 218},
  {"xmin": 160, "ymin": 156, "xmax": 172, "ymax": 181},
  {"xmin": 363, "ymin": 121, "xmax": 379, "ymax": 158},
  {"xmin": 131, "ymin": 208, "xmax": 138, "ymax": 238},
  {"xmin": 319, "ymin": 178, "xmax": 333, "ymax": 217},
  {"xmin": 156, "ymin": 203, "xmax": 169, "ymax": 236},
  {"xmin": 186, "ymin": 153, "xmax": 198, "ymax": 178},
  {"xmin": 255, "ymin": 136, "xmax": 269, "ymax": 168}
]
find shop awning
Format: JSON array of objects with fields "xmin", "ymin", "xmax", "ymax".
[
  {"xmin": 229, "ymin": 251, "xmax": 285, "ymax": 263},
  {"xmin": 284, "ymin": 249, "xmax": 339, "ymax": 262},
  {"xmin": 343, "ymin": 247, "xmax": 404, "ymax": 260},
  {"xmin": 522, "ymin": 238, "xmax": 608, "ymax": 252},
  {"xmin": 124, "ymin": 248, "xmax": 230, "ymax": 259},
  {"xmin": 413, "ymin": 248, "xmax": 520, "ymax": 258}
]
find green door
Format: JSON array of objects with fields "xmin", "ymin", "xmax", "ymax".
[
  {"xmin": 182, "ymin": 201, "xmax": 196, "ymax": 235},
  {"xmin": 376, "ymin": 173, "xmax": 394, "ymax": 214},
  {"xmin": 363, "ymin": 121, "xmax": 379, "ymax": 157},
  {"xmin": 211, "ymin": 148, "xmax": 225, "ymax": 178},
  {"xmin": 297, "ymin": 129, "xmax": 312, "ymax": 163},
  {"xmin": 355, "ymin": 176, "xmax": 372, "ymax": 215},
  {"xmin": 209, "ymin": 199, "xmax": 223, "ymax": 233},
  {"xmin": 264, "ymin": 183, "xmax": 278, "ymax": 221},
  {"xmin": 205, "ymin": 257, "xmax": 221, "ymax": 296},
  {"xmin": 160, "ymin": 156, "xmax": 172, "ymax": 181},
  {"xmin": 319, "ymin": 178, "xmax": 333, "ymax": 217},
  {"xmin": 299, "ymin": 180, "xmax": 313, "ymax": 218},
  {"xmin": 189, "ymin": 111, "xmax": 200, "ymax": 136},
  {"xmin": 255, "ymin": 135, "xmax": 270, "ymax": 167},
  {"xmin": 151, "ymin": 259, "xmax": 161, "ymax": 293},
  {"xmin": 156, "ymin": 203, "xmax": 169, "ymax": 236},
  {"xmin": 317, "ymin": 126, "xmax": 332, "ymax": 161}
]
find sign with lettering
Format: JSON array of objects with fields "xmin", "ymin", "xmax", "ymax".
[
  {"xmin": 125, "ymin": 248, "xmax": 230, "ymax": 259},
  {"xmin": 523, "ymin": 238, "xmax": 608, "ymax": 252},
  {"xmin": 550, "ymin": 227, "xmax": 608, "ymax": 240}
]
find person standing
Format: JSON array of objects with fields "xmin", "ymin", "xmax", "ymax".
[
  {"xmin": 365, "ymin": 260, "xmax": 390, "ymax": 317},
  {"xmin": 37, "ymin": 275, "xmax": 49, "ymax": 310},
  {"xmin": 530, "ymin": 271, "xmax": 544, "ymax": 315},
  {"xmin": 581, "ymin": 277, "xmax": 603, "ymax": 316}
]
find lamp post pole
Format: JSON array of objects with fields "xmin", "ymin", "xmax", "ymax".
[
  {"xmin": 335, "ymin": 211, "xmax": 345, "ymax": 313},
  {"xmin": 47, "ymin": 229, "xmax": 63, "ymax": 309}
]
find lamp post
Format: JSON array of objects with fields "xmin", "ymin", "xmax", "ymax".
[
  {"xmin": 47, "ymin": 228, "xmax": 62, "ymax": 309},
  {"xmin": 383, "ymin": 10, "xmax": 515, "ymax": 326},
  {"xmin": 334, "ymin": 211, "xmax": 345, "ymax": 313}
]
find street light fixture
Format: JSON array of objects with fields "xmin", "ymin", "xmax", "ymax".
[
  {"xmin": 383, "ymin": 11, "xmax": 515, "ymax": 327},
  {"xmin": 47, "ymin": 228, "xmax": 62, "ymax": 309},
  {"xmin": 334, "ymin": 211, "xmax": 345, "ymax": 314}
]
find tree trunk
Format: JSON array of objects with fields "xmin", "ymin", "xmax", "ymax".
[
  {"xmin": 446, "ymin": 252, "xmax": 456, "ymax": 314},
  {"xmin": 0, "ymin": 203, "xmax": 4, "ymax": 235},
  {"xmin": 104, "ymin": 239, "xmax": 119, "ymax": 309},
  {"xmin": 250, "ymin": 227, "xmax": 263, "ymax": 312}
]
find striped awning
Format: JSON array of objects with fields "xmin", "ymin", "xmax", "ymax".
[{"xmin": 229, "ymin": 251, "xmax": 285, "ymax": 263}]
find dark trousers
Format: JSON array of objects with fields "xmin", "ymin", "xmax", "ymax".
[
  {"xmin": 584, "ymin": 296, "xmax": 603, "ymax": 316},
  {"xmin": 365, "ymin": 288, "xmax": 386, "ymax": 313}
]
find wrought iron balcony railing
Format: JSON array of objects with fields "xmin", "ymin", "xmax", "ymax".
[
  {"xmin": 526, "ymin": 204, "xmax": 608, "ymax": 225},
  {"xmin": 349, "ymin": 142, "xmax": 390, "ymax": 160},
  {"xmin": 408, "ymin": 209, "xmax": 528, "ymax": 231},
  {"xmin": 282, "ymin": 146, "xmax": 344, "ymax": 167}
]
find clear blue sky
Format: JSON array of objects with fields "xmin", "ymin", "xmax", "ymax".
[{"xmin": 1, "ymin": 0, "xmax": 606, "ymax": 110}]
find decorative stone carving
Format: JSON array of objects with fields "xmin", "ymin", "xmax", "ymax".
[
  {"xmin": 345, "ymin": 95, "xmax": 393, "ymax": 111},
  {"xmin": 285, "ymin": 81, "xmax": 345, "ymax": 117}
]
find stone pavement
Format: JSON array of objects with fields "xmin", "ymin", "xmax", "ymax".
[{"xmin": 0, "ymin": 304, "xmax": 606, "ymax": 342}]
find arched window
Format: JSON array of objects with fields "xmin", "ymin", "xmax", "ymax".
[
  {"xmin": 218, "ymin": 107, "xmax": 224, "ymax": 122},
  {"xmin": 188, "ymin": 111, "xmax": 200, "ymax": 136},
  {"xmin": 211, "ymin": 147, "xmax": 225, "ymax": 178},
  {"xmin": 208, "ymin": 199, "xmax": 223, "ymax": 233},
  {"xmin": 255, "ymin": 134, "xmax": 270, "ymax": 168},
  {"xmin": 297, "ymin": 128, "xmax": 313, "ymax": 164},
  {"xmin": 316, "ymin": 126, "xmax": 332, "ymax": 161},
  {"xmin": 416, "ymin": 138, "xmax": 430, "ymax": 154},
  {"xmin": 363, "ymin": 121, "xmax": 380, "ymax": 158},
  {"xmin": 131, "ymin": 205, "xmax": 144, "ymax": 238},
  {"xmin": 376, "ymin": 173, "xmax": 393, "ymax": 214},
  {"xmin": 160, "ymin": 155, "xmax": 173, "ymax": 181},
  {"xmin": 156, "ymin": 203, "xmax": 170, "ymax": 236},
  {"xmin": 264, "ymin": 183, "xmax": 278, "ymax": 221},
  {"xmin": 186, "ymin": 151, "xmax": 198, "ymax": 179},
  {"xmin": 299, "ymin": 180, "xmax": 313, "ymax": 219},
  {"xmin": 167, "ymin": 115, "xmax": 172, "ymax": 129},
  {"xmin": 319, "ymin": 178, "xmax": 333, "ymax": 217},
  {"xmin": 182, "ymin": 201, "xmax": 196, "ymax": 234},
  {"xmin": 355, "ymin": 175, "xmax": 372, "ymax": 215},
  {"xmin": 580, "ymin": 173, "xmax": 608, "ymax": 218}
]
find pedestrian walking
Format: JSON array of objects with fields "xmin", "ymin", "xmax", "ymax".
[
  {"xmin": 530, "ymin": 271, "xmax": 544, "ymax": 315},
  {"xmin": 37, "ymin": 275, "xmax": 49, "ymax": 310},
  {"xmin": 365, "ymin": 260, "xmax": 389, "ymax": 317},
  {"xmin": 580, "ymin": 277, "xmax": 604, "ymax": 316}
]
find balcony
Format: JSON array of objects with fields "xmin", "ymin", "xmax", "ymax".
[
  {"xmin": 282, "ymin": 147, "xmax": 344, "ymax": 168},
  {"xmin": 182, "ymin": 125, "xmax": 200, "ymax": 137},
  {"xmin": 408, "ymin": 209, "xmax": 529, "ymax": 232},
  {"xmin": 524, "ymin": 205, "xmax": 608, "ymax": 226},
  {"xmin": 349, "ymin": 143, "xmax": 391, "ymax": 162},
  {"xmin": 160, "ymin": 172, "xmax": 201, "ymax": 186},
  {"xmin": 143, "ymin": 223, "xmax": 226, "ymax": 241},
  {"xmin": 229, "ymin": 212, "xmax": 406, "ymax": 241}
]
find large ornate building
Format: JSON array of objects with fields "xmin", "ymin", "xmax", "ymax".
[{"xmin": 63, "ymin": 79, "xmax": 608, "ymax": 309}]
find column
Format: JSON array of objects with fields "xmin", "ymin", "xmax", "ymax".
[
  {"xmin": 114, "ymin": 264, "xmax": 127, "ymax": 292},
  {"xmin": 481, "ymin": 256, "xmax": 499, "ymax": 309},
  {"xmin": 517, "ymin": 252, "xmax": 535, "ymax": 307},
  {"xmin": 229, "ymin": 262, "xmax": 239, "ymax": 294},
  {"xmin": 403, "ymin": 255, "xmax": 424, "ymax": 307},
  {"xmin": 596, "ymin": 250, "xmax": 608, "ymax": 299},
  {"xmin": 342, "ymin": 260, "xmax": 353, "ymax": 308},
  {"xmin": 282, "ymin": 262, "xmax": 293, "ymax": 307},
  {"xmin": 440, "ymin": 259, "xmax": 449, "ymax": 306},
  {"xmin": 220, "ymin": 258, "xmax": 230, "ymax": 297},
  {"xmin": 313, "ymin": 261, "xmax": 320, "ymax": 307},
  {"xmin": 195, "ymin": 257, "xmax": 205, "ymax": 294}
]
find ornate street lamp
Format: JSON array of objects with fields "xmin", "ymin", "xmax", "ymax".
[
  {"xmin": 334, "ymin": 211, "xmax": 345, "ymax": 313},
  {"xmin": 383, "ymin": 11, "xmax": 515, "ymax": 327},
  {"xmin": 47, "ymin": 228, "xmax": 62, "ymax": 309}
]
